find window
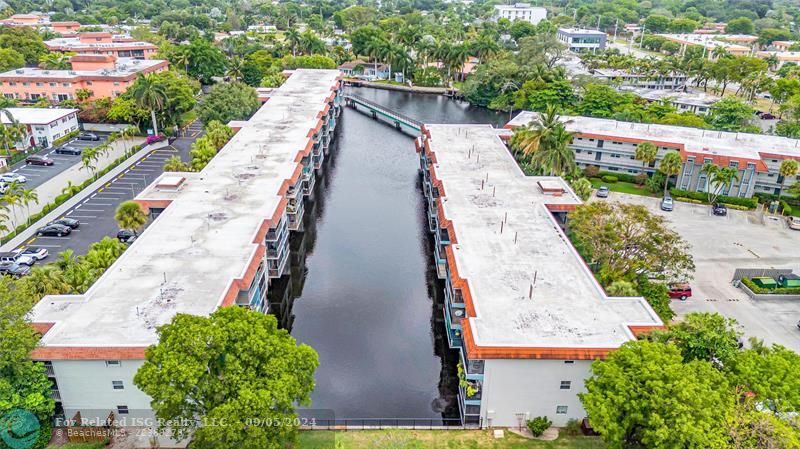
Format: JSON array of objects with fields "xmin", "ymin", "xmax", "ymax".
[
  {"xmin": 556, "ymin": 405, "xmax": 568, "ymax": 414},
  {"xmin": 105, "ymin": 360, "xmax": 121, "ymax": 367},
  {"xmin": 36, "ymin": 82, "xmax": 43, "ymax": 86},
  {"xmin": 116, "ymin": 405, "xmax": 129, "ymax": 415},
  {"xmin": 560, "ymin": 381, "xmax": 571, "ymax": 390},
  {"xmin": 49, "ymin": 82, "xmax": 56, "ymax": 87},
  {"xmin": 9, "ymin": 81, "xmax": 15, "ymax": 86},
  {"xmin": 112, "ymin": 380, "xmax": 124, "ymax": 390}
]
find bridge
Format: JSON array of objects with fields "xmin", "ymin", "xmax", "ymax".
[{"xmin": 343, "ymin": 94, "xmax": 422, "ymax": 135}]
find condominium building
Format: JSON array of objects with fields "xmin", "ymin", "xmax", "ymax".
[
  {"xmin": 507, "ymin": 112, "xmax": 800, "ymax": 197},
  {"xmin": 492, "ymin": 3, "xmax": 547, "ymax": 25},
  {"xmin": 591, "ymin": 68, "xmax": 687, "ymax": 90},
  {"xmin": 756, "ymin": 51, "xmax": 800, "ymax": 69},
  {"xmin": 621, "ymin": 87, "xmax": 719, "ymax": 115},
  {"xmin": 0, "ymin": 54, "xmax": 168, "ymax": 102},
  {"xmin": 556, "ymin": 28, "xmax": 607, "ymax": 54},
  {"xmin": 772, "ymin": 41, "xmax": 796, "ymax": 52},
  {"xmin": 0, "ymin": 107, "xmax": 79, "ymax": 149},
  {"xmin": 30, "ymin": 69, "xmax": 342, "ymax": 439},
  {"xmin": 658, "ymin": 33, "xmax": 755, "ymax": 59},
  {"xmin": 45, "ymin": 32, "xmax": 158, "ymax": 60},
  {"xmin": 417, "ymin": 124, "xmax": 663, "ymax": 427}
]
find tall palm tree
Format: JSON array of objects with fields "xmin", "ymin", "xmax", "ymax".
[
  {"xmin": 115, "ymin": 200, "xmax": 148, "ymax": 235},
  {"xmin": 365, "ymin": 38, "xmax": 386, "ymax": 79},
  {"xmin": 0, "ymin": 109, "xmax": 26, "ymax": 156},
  {"xmin": 777, "ymin": 159, "xmax": 799, "ymax": 198},
  {"xmin": 20, "ymin": 188, "xmax": 38, "ymax": 225},
  {"xmin": 130, "ymin": 74, "xmax": 167, "ymax": 136},
  {"xmin": 23, "ymin": 266, "xmax": 71, "ymax": 296},
  {"xmin": 226, "ymin": 57, "xmax": 244, "ymax": 81},
  {"xmin": 172, "ymin": 47, "xmax": 191, "ymax": 74},
  {"xmin": 529, "ymin": 125, "xmax": 576, "ymax": 176},
  {"xmin": 634, "ymin": 142, "xmax": 658, "ymax": 177},
  {"xmin": 658, "ymin": 150, "xmax": 683, "ymax": 198},
  {"xmin": 2, "ymin": 180, "xmax": 23, "ymax": 229},
  {"xmin": 509, "ymin": 107, "xmax": 562, "ymax": 160},
  {"xmin": 284, "ymin": 28, "xmax": 301, "ymax": 57},
  {"xmin": 446, "ymin": 43, "xmax": 470, "ymax": 82},
  {"xmin": 54, "ymin": 248, "xmax": 78, "ymax": 272},
  {"xmin": 700, "ymin": 163, "xmax": 740, "ymax": 204}
]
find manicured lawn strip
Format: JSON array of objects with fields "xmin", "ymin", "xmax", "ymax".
[
  {"xmin": 589, "ymin": 178, "xmax": 658, "ymax": 197},
  {"xmin": 298, "ymin": 430, "xmax": 606, "ymax": 449}
]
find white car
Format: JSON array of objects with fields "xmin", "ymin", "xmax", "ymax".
[
  {"xmin": 789, "ymin": 216, "xmax": 800, "ymax": 231},
  {"xmin": 0, "ymin": 173, "xmax": 27, "ymax": 183},
  {"xmin": 14, "ymin": 246, "xmax": 48, "ymax": 261}
]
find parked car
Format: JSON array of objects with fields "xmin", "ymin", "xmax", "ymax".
[
  {"xmin": 48, "ymin": 217, "xmax": 80, "ymax": 229},
  {"xmin": 0, "ymin": 183, "xmax": 7, "ymax": 194},
  {"xmin": 712, "ymin": 203, "xmax": 728, "ymax": 216},
  {"xmin": 25, "ymin": 155, "xmax": 54, "ymax": 166},
  {"xmin": 788, "ymin": 216, "xmax": 800, "ymax": 231},
  {"xmin": 0, "ymin": 251, "xmax": 35, "ymax": 266},
  {"xmin": 15, "ymin": 246, "xmax": 48, "ymax": 260},
  {"xmin": 761, "ymin": 112, "xmax": 776, "ymax": 120},
  {"xmin": 78, "ymin": 132, "xmax": 100, "ymax": 141},
  {"xmin": 668, "ymin": 283, "xmax": 692, "ymax": 300},
  {"xmin": 0, "ymin": 261, "xmax": 30, "ymax": 277},
  {"xmin": 36, "ymin": 223, "xmax": 71, "ymax": 237},
  {"xmin": 117, "ymin": 229, "xmax": 137, "ymax": 243},
  {"xmin": 55, "ymin": 145, "xmax": 82, "ymax": 155},
  {"xmin": 596, "ymin": 186, "xmax": 610, "ymax": 198},
  {"xmin": 660, "ymin": 196, "xmax": 674, "ymax": 211},
  {"xmin": 0, "ymin": 173, "xmax": 26, "ymax": 183}
]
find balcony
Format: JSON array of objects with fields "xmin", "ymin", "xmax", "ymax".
[
  {"xmin": 286, "ymin": 184, "xmax": 300, "ymax": 199},
  {"xmin": 447, "ymin": 303, "xmax": 465, "ymax": 329},
  {"xmin": 452, "ymin": 288, "xmax": 464, "ymax": 305},
  {"xmin": 443, "ymin": 306, "xmax": 463, "ymax": 348}
]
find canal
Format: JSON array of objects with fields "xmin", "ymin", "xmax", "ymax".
[{"xmin": 269, "ymin": 88, "xmax": 502, "ymax": 421}]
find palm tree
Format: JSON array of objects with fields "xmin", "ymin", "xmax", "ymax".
[
  {"xmin": 120, "ymin": 126, "xmax": 137, "ymax": 155},
  {"xmin": 130, "ymin": 74, "xmax": 167, "ymax": 135},
  {"xmin": 226, "ymin": 57, "xmax": 244, "ymax": 81},
  {"xmin": 284, "ymin": 28, "xmax": 301, "ymax": 57},
  {"xmin": 699, "ymin": 163, "xmax": 740, "ymax": 204},
  {"xmin": 80, "ymin": 147, "xmax": 101, "ymax": 179},
  {"xmin": 163, "ymin": 155, "xmax": 189, "ymax": 172},
  {"xmin": 634, "ymin": 142, "xmax": 658, "ymax": 178},
  {"xmin": 777, "ymin": 159, "xmax": 799, "ymax": 198},
  {"xmin": 61, "ymin": 181, "xmax": 81, "ymax": 196},
  {"xmin": 570, "ymin": 178, "xmax": 593, "ymax": 201},
  {"xmin": 365, "ymin": 38, "xmax": 386, "ymax": 79},
  {"xmin": 509, "ymin": 107, "xmax": 562, "ymax": 160},
  {"xmin": 20, "ymin": 188, "xmax": 38, "ymax": 225},
  {"xmin": 446, "ymin": 43, "xmax": 470, "ymax": 82},
  {"xmin": 529, "ymin": 125, "xmax": 576, "ymax": 176},
  {"xmin": 2, "ymin": 180, "xmax": 23, "ymax": 229},
  {"xmin": 764, "ymin": 54, "xmax": 779, "ymax": 72},
  {"xmin": 115, "ymin": 200, "xmax": 148, "ymax": 235},
  {"xmin": 172, "ymin": 47, "xmax": 191, "ymax": 74},
  {"xmin": 0, "ymin": 109, "xmax": 26, "ymax": 156},
  {"xmin": 54, "ymin": 249, "xmax": 78, "ymax": 271},
  {"xmin": 658, "ymin": 150, "xmax": 683, "ymax": 198},
  {"xmin": 23, "ymin": 266, "xmax": 70, "ymax": 296}
]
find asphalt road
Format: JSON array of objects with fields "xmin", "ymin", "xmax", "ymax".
[{"xmin": 7, "ymin": 134, "xmax": 110, "ymax": 191}]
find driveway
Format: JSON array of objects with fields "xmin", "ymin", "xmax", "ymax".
[{"xmin": 595, "ymin": 192, "xmax": 800, "ymax": 351}]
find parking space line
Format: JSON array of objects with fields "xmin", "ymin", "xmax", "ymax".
[
  {"xmin": 85, "ymin": 203, "xmax": 113, "ymax": 206},
  {"xmin": 77, "ymin": 209, "xmax": 106, "ymax": 212},
  {"xmin": 36, "ymin": 236, "xmax": 71, "ymax": 240},
  {"xmin": 28, "ymin": 244, "xmax": 64, "ymax": 248},
  {"xmin": 66, "ymin": 215, "xmax": 97, "ymax": 218}
]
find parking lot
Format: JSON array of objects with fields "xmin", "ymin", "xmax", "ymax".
[
  {"xmin": 602, "ymin": 192, "xmax": 800, "ymax": 352},
  {"xmin": 17, "ymin": 146, "xmax": 178, "ymax": 257},
  {"xmin": 6, "ymin": 133, "xmax": 110, "ymax": 191}
]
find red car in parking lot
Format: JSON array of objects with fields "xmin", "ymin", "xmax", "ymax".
[
  {"xmin": 25, "ymin": 155, "xmax": 54, "ymax": 166},
  {"xmin": 668, "ymin": 283, "xmax": 692, "ymax": 300}
]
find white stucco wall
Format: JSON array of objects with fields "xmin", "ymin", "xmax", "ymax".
[
  {"xmin": 482, "ymin": 358, "xmax": 592, "ymax": 427},
  {"xmin": 30, "ymin": 113, "xmax": 79, "ymax": 148}
]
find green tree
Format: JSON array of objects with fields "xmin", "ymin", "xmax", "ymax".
[
  {"xmin": 183, "ymin": 39, "xmax": 227, "ymax": 84},
  {"xmin": 0, "ymin": 109, "xmax": 26, "ymax": 156},
  {"xmin": 725, "ymin": 17, "xmax": 755, "ymax": 35},
  {"xmin": 581, "ymin": 341, "xmax": 733, "ymax": 449},
  {"xmin": 651, "ymin": 312, "xmax": 742, "ymax": 366},
  {"xmin": 777, "ymin": 159, "xmax": 799, "ymax": 198},
  {"xmin": 730, "ymin": 343, "xmax": 800, "ymax": 412},
  {"xmin": 114, "ymin": 200, "xmax": 148, "ymax": 235},
  {"xmin": 727, "ymin": 392, "xmax": 800, "ymax": 449},
  {"xmin": 0, "ymin": 47, "xmax": 24, "ymax": 72},
  {"xmin": 133, "ymin": 306, "xmax": 318, "ymax": 448},
  {"xmin": 0, "ymin": 27, "xmax": 46, "ymax": 65},
  {"xmin": 37, "ymin": 51, "xmax": 73, "ymax": 70},
  {"xmin": 700, "ymin": 163, "xmax": 740, "ymax": 204},
  {"xmin": 129, "ymin": 73, "xmax": 167, "ymax": 135},
  {"xmin": 162, "ymin": 155, "xmax": 191, "ymax": 172},
  {"xmin": 203, "ymin": 121, "xmax": 234, "ymax": 150},
  {"xmin": 658, "ymin": 150, "xmax": 683, "ymax": 198},
  {"xmin": 634, "ymin": 142, "xmax": 657, "ymax": 177},
  {"xmin": 644, "ymin": 14, "xmax": 672, "ymax": 33},
  {"xmin": 606, "ymin": 280, "xmax": 638, "ymax": 296},
  {"xmin": 197, "ymin": 82, "xmax": 259, "ymax": 125},
  {"xmin": 189, "ymin": 138, "xmax": 218, "ymax": 171},
  {"xmin": 569, "ymin": 177, "xmax": 592, "ymax": 201}
]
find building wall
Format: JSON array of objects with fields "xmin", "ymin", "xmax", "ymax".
[
  {"xmin": 557, "ymin": 31, "xmax": 607, "ymax": 53},
  {"xmin": 28, "ymin": 112, "xmax": 80, "ymax": 148},
  {"xmin": 482, "ymin": 359, "xmax": 591, "ymax": 427},
  {"xmin": 570, "ymin": 135, "xmax": 678, "ymax": 175},
  {"xmin": 493, "ymin": 6, "xmax": 547, "ymax": 25}
]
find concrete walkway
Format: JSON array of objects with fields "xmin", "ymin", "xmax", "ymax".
[{"xmin": 0, "ymin": 140, "xmax": 164, "ymax": 251}]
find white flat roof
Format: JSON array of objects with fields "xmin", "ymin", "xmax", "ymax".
[
  {"xmin": 0, "ymin": 58, "xmax": 164, "ymax": 79},
  {"xmin": 0, "ymin": 107, "xmax": 78, "ymax": 125},
  {"xmin": 621, "ymin": 88, "xmax": 719, "ymax": 107},
  {"xmin": 508, "ymin": 112, "xmax": 800, "ymax": 161},
  {"xmin": 44, "ymin": 36, "xmax": 156, "ymax": 49},
  {"xmin": 558, "ymin": 27, "xmax": 606, "ymax": 36},
  {"xmin": 425, "ymin": 124, "xmax": 661, "ymax": 348},
  {"xmin": 31, "ymin": 69, "xmax": 339, "ymax": 349}
]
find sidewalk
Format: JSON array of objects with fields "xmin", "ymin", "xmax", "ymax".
[{"xmin": 0, "ymin": 140, "xmax": 165, "ymax": 251}]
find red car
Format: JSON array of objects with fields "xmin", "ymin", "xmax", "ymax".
[
  {"xmin": 668, "ymin": 283, "xmax": 692, "ymax": 300},
  {"xmin": 25, "ymin": 155, "xmax": 54, "ymax": 166}
]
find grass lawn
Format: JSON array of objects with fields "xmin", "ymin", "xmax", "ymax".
[
  {"xmin": 589, "ymin": 178, "xmax": 659, "ymax": 198},
  {"xmin": 298, "ymin": 430, "xmax": 606, "ymax": 449},
  {"xmin": 46, "ymin": 443, "xmax": 107, "ymax": 449}
]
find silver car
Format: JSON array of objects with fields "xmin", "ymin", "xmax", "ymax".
[
  {"xmin": 660, "ymin": 197, "xmax": 674, "ymax": 211},
  {"xmin": 596, "ymin": 186, "xmax": 610, "ymax": 198}
]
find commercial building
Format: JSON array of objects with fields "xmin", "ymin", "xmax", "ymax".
[
  {"xmin": 0, "ymin": 54, "xmax": 168, "ymax": 102},
  {"xmin": 621, "ymin": 88, "xmax": 719, "ymax": 115},
  {"xmin": 30, "ymin": 69, "xmax": 342, "ymax": 433},
  {"xmin": 591, "ymin": 68, "xmax": 687, "ymax": 90},
  {"xmin": 492, "ymin": 3, "xmax": 547, "ymax": 25},
  {"xmin": 507, "ymin": 112, "xmax": 800, "ymax": 197},
  {"xmin": 0, "ymin": 107, "xmax": 79, "ymax": 149},
  {"xmin": 45, "ymin": 32, "xmax": 158, "ymax": 60},
  {"xmin": 417, "ymin": 124, "xmax": 663, "ymax": 427},
  {"xmin": 556, "ymin": 28, "xmax": 607, "ymax": 53}
]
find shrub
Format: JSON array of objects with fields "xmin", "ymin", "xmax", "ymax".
[
  {"xmin": 526, "ymin": 416, "xmax": 552, "ymax": 437},
  {"xmin": 754, "ymin": 192, "xmax": 800, "ymax": 207},
  {"xmin": 675, "ymin": 197, "xmax": 703, "ymax": 204},
  {"xmin": 598, "ymin": 171, "xmax": 638, "ymax": 183},
  {"xmin": 669, "ymin": 189, "xmax": 758, "ymax": 209},
  {"xmin": 634, "ymin": 172, "xmax": 648, "ymax": 186},
  {"xmin": 602, "ymin": 175, "xmax": 618, "ymax": 183},
  {"xmin": 51, "ymin": 130, "xmax": 80, "ymax": 147},
  {"xmin": 563, "ymin": 418, "xmax": 582, "ymax": 436},
  {"xmin": 780, "ymin": 200, "xmax": 793, "ymax": 216},
  {"xmin": 583, "ymin": 165, "xmax": 600, "ymax": 178},
  {"xmin": 741, "ymin": 277, "xmax": 800, "ymax": 295}
]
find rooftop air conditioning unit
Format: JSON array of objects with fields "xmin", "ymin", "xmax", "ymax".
[
  {"xmin": 68, "ymin": 71, "xmax": 76, "ymax": 75},
  {"xmin": 43, "ymin": 70, "xmax": 50, "ymax": 74},
  {"xmin": 15, "ymin": 69, "xmax": 23, "ymax": 74}
]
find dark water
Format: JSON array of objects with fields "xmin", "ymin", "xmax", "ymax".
[{"xmin": 269, "ymin": 88, "xmax": 501, "ymax": 420}]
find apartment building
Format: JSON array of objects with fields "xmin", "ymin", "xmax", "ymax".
[
  {"xmin": 0, "ymin": 107, "xmax": 79, "ymax": 149},
  {"xmin": 658, "ymin": 33, "xmax": 755, "ymax": 59},
  {"xmin": 45, "ymin": 32, "xmax": 158, "ymax": 60},
  {"xmin": 29, "ymin": 70, "xmax": 342, "ymax": 440},
  {"xmin": 756, "ymin": 50, "xmax": 800, "ymax": 69},
  {"xmin": 556, "ymin": 28, "xmax": 607, "ymax": 54},
  {"xmin": 0, "ymin": 54, "xmax": 168, "ymax": 102},
  {"xmin": 507, "ymin": 112, "xmax": 800, "ymax": 197},
  {"xmin": 417, "ymin": 124, "xmax": 663, "ymax": 427},
  {"xmin": 591, "ymin": 68, "xmax": 687, "ymax": 90},
  {"xmin": 492, "ymin": 3, "xmax": 547, "ymax": 25},
  {"xmin": 621, "ymin": 87, "xmax": 718, "ymax": 115}
]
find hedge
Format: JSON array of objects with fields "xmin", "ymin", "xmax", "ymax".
[
  {"xmin": 669, "ymin": 189, "xmax": 758, "ymax": 209},
  {"xmin": 754, "ymin": 192, "xmax": 800, "ymax": 207},
  {"xmin": 0, "ymin": 143, "xmax": 143, "ymax": 245},
  {"xmin": 741, "ymin": 277, "xmax": 800, "ymax": 295},
  {"xmin": 601, "ymin": 175, "xmax": 618, "ymax": 183},
  {"xmin": 675, "ymin": 197, "xmax": 703, "ymax": 204},
  {"xmin": 51, "ymin": 130, "xmax": 80, "ymax": 148},
  {"xmin": 597, "ymin": 170, "xmax": 640, "ymax": 184},
  {"xmin": 780, "ymin": 200, "xmax": 793, "ymax": 216}
]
